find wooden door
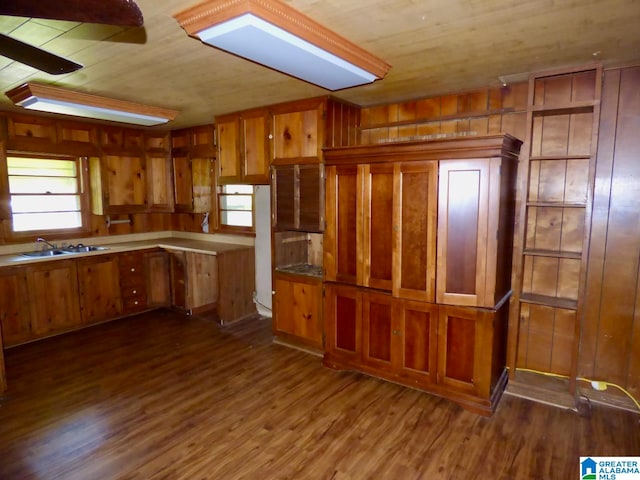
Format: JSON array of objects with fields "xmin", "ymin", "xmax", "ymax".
[
  {"xmin": 26, "ymin": 260, "xmax": 81, "ymax": 337},
  {"xmin": 185, "ymin": 252, "xmax": 218, "ymax": 311},
  {"xmin": 273, "ymin": 273, "xmax": 323, "ymax": 348},
  {"xmin": 145, "ymin": 250, "xmax": 171, "ymax": 307},
  {"xmin": 191, "ymin": 157, "xmax": 214, "ymax": 213},
  {"xmin": 78, "ymin": 255, "xmax": 122, "ymax": 324},
  {"xmin": 393, "ymin": 161, "xmax": 438, "ymax": 302},
  {"xmin": 324, "ymin": 165, "xmax": 359, "ymax": 284},
  {"xmin": 0, "ymin": 266, "xmax": 31, "ymax": 346},
  {"xmin": 217, "ymin": 115, "xmax": 241, "ymax": 184},
  {"xmin": 437, "ymin": 159, "xmax": 495, "ymax": 307},
  {"xmin": 172, "ymin": 154, "xmax": 194, "ymax": 212},
  {"xmin": 146, "ymin": 154, "xmax": 174, "ymax": 212},
  {"xmin": 437, "ymin": 305, "xmax": 494, "ymax": 399},
  {"xmin": 298, "ymin": 163, "xmax": 324, "ymax": 232},
  {"xmin": 395, "ymin": 299, "xmax": 438, "ymax": 385},
  {"xmin": 272, "ymin": 164, "xmax": 296, "ymax": 230},
  {"xmin": 103, "ymin": 155, "xmax": 147, "ymax": 213},
  {"xmin": 361, "ymin": 163, "xmax": 394, "ymax": 290},
  {"xmin": 169, "ymin": 250, "xmax": 187, "ymax": 312},
  {"xmin": 272, "ymin": 107, "xmax": 320, "ymax": 162},
  {"xmin": 242, "ymin": 109, "xmax": 270, "ymax": 184},
  {"xmin": 361, "ymin": 290, "xmax": 394, "ymax": 371},
  {"xmin": 324, "ymin": 283, "xmax": 361, "ymax": 363}
]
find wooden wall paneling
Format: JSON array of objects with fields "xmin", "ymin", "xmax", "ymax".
[{"xmin": 580, "ymin": 66, "xmax": 640, "ymax": 392}]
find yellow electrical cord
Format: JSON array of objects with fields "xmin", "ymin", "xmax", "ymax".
[{"xmin": 515, "ymin": 367, "xmax": 640, "ymax": 412}]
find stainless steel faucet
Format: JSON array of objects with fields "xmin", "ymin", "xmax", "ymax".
[{"xmin": 36, "ymin": 237, "xmax": 57, "ymax": 250}]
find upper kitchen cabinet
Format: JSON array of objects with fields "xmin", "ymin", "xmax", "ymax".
[
  {"xmin": 216, "ymin": 108, "xmax": 270, "ymax": 185},
  {"xmin": 272, "ymin": 163, "xmax": 324, "ymax": 232},
  {"xmin": 145, "ymin": 131, "xmax": 174, "ymax": 212},
  {"xmin": 270, "ymin": 97, "xmax": 361, "ymax": 165},
  {"xmin": 171, "ymin": 126, "xmax": 216, "ymax": 213},
  {"xmin": 89, "ymin": 154, "xmax": 147, "ymax": 215}
]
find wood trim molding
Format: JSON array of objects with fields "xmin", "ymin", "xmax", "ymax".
[{"xmin": 173, "ymin": 0, "xmax": 391, "ymax": 79}]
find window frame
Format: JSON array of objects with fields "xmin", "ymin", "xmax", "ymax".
[
  {"xmin": 2, "ymin": 152, "xmax": 91, "ymax": 241},
  {"xmin": 215, "ymin": 184, "xmax": 255, "ymax": 235}
]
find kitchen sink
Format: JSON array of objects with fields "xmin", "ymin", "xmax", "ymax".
[
  {"xmin": 20, "ymin": 245, "xmax": 109, "ymax": 258},
  {"xmin": 21, "ymin": 249, "xmax": 71, "ymax": 257}
]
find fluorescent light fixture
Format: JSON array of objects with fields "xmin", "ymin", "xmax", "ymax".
[
  {"xmin": 5, "ymin": 83, "xmax": 179, "ymax": 126},
  {"xmin": 174, "ymin": 0, "xmax": 391, "ymax": 91}
]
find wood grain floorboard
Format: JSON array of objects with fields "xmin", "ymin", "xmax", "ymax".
[{"xmin": 0, "ymin": 309, "xmax": 638, "ymax": 479}]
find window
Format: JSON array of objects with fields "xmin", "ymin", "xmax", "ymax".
[
  {"xmin": 7, "ymin": 155, "xmax": 85, "ymax": 233},
  {"xmin": 218, "ymin": 184, "xmax": 254, "ymax": 232}
]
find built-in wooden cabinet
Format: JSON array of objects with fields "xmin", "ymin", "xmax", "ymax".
[
  {"xmin": 171, "ymin": 126, "xmax": 216, "ymax": 213},
  {"xmin": 273, "ymin": 272, "xmax": 323, "ymax": 350},
  {"xmin": 145, "ymin": 250, "xmax": 171, "ymax": 307},
  {"xmin": 508, "ymin": 65, "xmax": 602, "ymax": 390},
  {"xmin": 323, "ymin": 135, "xmax": 521, "ymax": 415},
  {"xmin": 77, "ymin": 255, "xmax": 122, "ymax": 324},
  {"xmin": 0, "ymin": 266, "xmax": 31, "ymax": 346},
  {"xmin": 272, "ymin": 164, "xmax": 324, "ymax": 232},
  {"xmin": 119, "ymin": 252, "xmax": 149, "ymax": 315},
  {"xmin": 146, "ymin": 153, "xmax": 174, "ymax": 212},
  {"xmin": 216, "ymin": 108, "xmax": 270, "ymax": 185},
  {"xmin": 26, "ymin": 260, "xmax": 81, "ymax": 338},
  {"xmin": 90, "ymin": 154, "xmax": 147, "ymax": 215}
]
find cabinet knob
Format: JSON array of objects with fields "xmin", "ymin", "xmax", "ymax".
[
  {"xmin": 268, "ymin": 134, "xmax": 273, "ymax": 139},
  {"xmin": 134, "ymin": 301, "xmax": 138, "ymax": 305},
  {"xmin": 132, "ymin": 289, "xmax": 137, "ymax": 294},
  {"xmin": 131, "ymin": 267, "xmax": 136, "ymax": 272}
]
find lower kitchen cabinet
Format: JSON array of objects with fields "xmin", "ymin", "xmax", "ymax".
[
  {"xmin": 26, "ymin": 260, "xmax": 81, "ymax": 338},
  {"xmin": 145, "ymin": 250, "xmax": 171, "ymax": 307},
  {"xmin": 0, "ymin": 266, "xmax": 31, "ymax": 346},
  {"xmin": 119, "ymin": 252, "xmax": 149, "ymax": 315},
  {"xmin": 169, "ymin": 250, "xmax": 218, "ymax": 314},
  {"xmin": 324, "ymin": 283, "xmax": 508, "ymax": 415},
  {"xmin": 273, "ymin": 272, "xmax": 323, "ymax": 350},
  {"xmin": 78, "ymin": 255, "xmax": 122, "ymax": 324}
]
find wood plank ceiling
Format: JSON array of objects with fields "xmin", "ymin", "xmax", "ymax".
[{"xmin": 0, "ymin": 0, "xmax": 638, "ymax": 130}]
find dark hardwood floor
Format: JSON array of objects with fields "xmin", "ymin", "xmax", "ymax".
[{"xmin": 0, "ymin": 310, "xmax": 638, "ymax": 480}]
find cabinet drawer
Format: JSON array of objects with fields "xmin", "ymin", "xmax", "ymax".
[
  {"xmin": 119, "ymin": 272, "xmax": 146, "ymax": 288},
  {"xmin": 121, "ymin": 284, "xmax": 147, "ymax": 299},
  {"xmin": 122, "ymin": 295, "xmax": 147, "ymax": 313}
]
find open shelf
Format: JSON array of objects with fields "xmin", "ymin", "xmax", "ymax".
[
  {"xmin": 520, "ymin": 293, "xmax": 578, "ymax": 310},
  {"xmin": 529, "ymin": 154, "xmax": 591, "ymax": 161},
  {"xmin": 523, "ymin": 248, "xmax": 582, "ymax": 259},
  {"xmin": 526, "ymin": 201, "xmax": 587, "ymax": 208}
]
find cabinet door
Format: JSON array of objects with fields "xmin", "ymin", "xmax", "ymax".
[
  {"xmin": 102, "ymin": 155, "xmax": 147, "ymax": 213},
  {"xmin": 242, "ymin": 110, "xmax": 270, "ymax": 184},
  {"xmin": 395, "ymin": 299, "xmax": 438, "ymax": 385},
  {"xmin": 146, "ymin": 154, "xmax": 174, "ymax": 212},
  {"xmin": 0, "ymin": 267, "xmax": 31, "ymax": 346},
  {"xmin": 173, "ymin": 154, "xmax": 194, "ymax": 212},
  {"xmin": 272, "ymin": 108, "xmax": 320, "ymax": 162},
  {"xmin": 78, "ymin": 255, "xmax": 122, "ymax": 324},
  {"xmin": 298, "ymin": 164, "xmax": 324, "ymax": 232},
  {"xmin": 361, "ymin": 290, "xmax": 394, "ymax": 370},
  {"xmin": 26, "ymin": 260, "xmax": 81, "ymax": 337},
  {"xmin": 272, "ymin": 165, "xmax": 296, "ymax": 230},
  {"xmin": 324, "ymin": 165, "xmax": 359, "ymax": 284},
  {"xmin": 274, "ymin": 274, "xmax": 323, "ymax": 348},
  {"xmin": 361, "ymin": 163, "xmax": 393, "ymax": 290},
  {"xmin": 217, "ymin": 115, "xmax": 242, "ymax": 184},
  {"xmin": 437, "ymin": 305, "xmax": 494, "ymax": 398},
  {"xmin": 324, "ymin": 283, "xmax": 361, "ymax": 363},
  {"xmin": 145, "ymin": 250, "xmax": 171, "ymax": 307},
  {"xmin": 437, "ymin": 159, "xmax": 493, "ymax": 307},
  {"xmin": 169, "ymin": 250, "xmax": 187, "ymax": 311},
  {"xmin": 393, "ymin": 161, "xmax": 438, "ymax": 302},
  {"xmin": 185, "ymin": 252, "xmax": 218, "ymax": 311},
  {"xmin": 191, "ymin": 157, "xmax": 214, "ymax": 213}
]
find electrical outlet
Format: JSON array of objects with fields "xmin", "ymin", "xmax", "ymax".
[{"xmin": 591, "ymin": 381, "xmax": 607, "ymax": 391}]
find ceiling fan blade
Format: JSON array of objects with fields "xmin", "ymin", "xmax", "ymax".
[
  {"xmin": 0, "ymin": 0, "xmax": 143, "ymax": 27},
  {"xmin": 0, "ymin": 34, "xmax": 83, "ymax": 74}
]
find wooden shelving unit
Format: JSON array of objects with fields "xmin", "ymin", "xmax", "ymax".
[{"xmin": 508, "ymin": 65, "xmax": 602, "ymax": 394}]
